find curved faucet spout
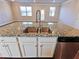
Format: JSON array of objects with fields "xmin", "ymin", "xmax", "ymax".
[{"xmin": 36, "ymin": 10, "xmax": 41, "ymax": 22}]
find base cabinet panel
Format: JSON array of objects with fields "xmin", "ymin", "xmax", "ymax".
[
  {"xmin": 38, "ymin": 43, "xmax": 56, "ymax": 57},
  {"xmin": 0, "ymin": 36, "xmax": 58, "ymax": 57},
  {"xmin": 0, "ymin": 43, "xmax": 21, "ymax": 57},
  {"xmin": 18, "ymin": 37, "xmax": 37, "ymax": 57},
  {"xmin": 20, "ymin": 43, "xmax": 37, "ymax": 57}
]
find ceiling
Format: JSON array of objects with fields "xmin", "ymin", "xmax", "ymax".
[{"xmin": 7, "ymin": 0, "xmax": 68, "ymax": 3}]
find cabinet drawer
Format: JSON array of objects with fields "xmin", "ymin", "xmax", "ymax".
[
  {"xmin": 38, "ymin": 37, "xmax": 58, "ymax": 43},
  {"xmin": 18, "ymin": 37, "xmax": 37, "ymax": 43},
  {"xmin": 0, "ymin": 37, "xmax": 17, "ymax": 43}
]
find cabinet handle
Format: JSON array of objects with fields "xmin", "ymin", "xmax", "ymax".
[
  {"xmin": 7, "ymin": 44, "xmax": 12, "ymax": 56},
  {"xmin": 3, "ymin": 44, "xmax": 12, "ymax": 56},
  {"xmin": 35, "ymin": 45, "xmax": 38, "ymax": 47},
  {"xmin": 40, "ymin": 45, "xmax": 43, "ymax": 56},
  {"xmin": 2, "ymin": 44, "xmax": 10, "ymax": 56},
  {"xmin": 35, "ymin": 44, "xmax": 38, "ymax": 57},
  {"xmin": 40, "ymin": 45, "xmax": 43, "ymax": 47},
  {"xmin": 1, "ymin": 40, "xmax": 4, "ymax": 42},
  {"xmin": 22, "ymin": 45, "xmax": 26, "ymax": 56}
]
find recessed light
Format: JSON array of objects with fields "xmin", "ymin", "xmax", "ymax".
[
  {"xmin": 34, "ymin": 0, "xmax": 36, "ymax": 2},
  {"xmin": 11, "ymin": 0, "xmax": 15, "ymax": 2},
  {"xmin": 52, "ymin": 0, "xmax": 56, "ymax": 2}
]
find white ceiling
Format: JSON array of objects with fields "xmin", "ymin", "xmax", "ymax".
[{"xmin": 7, "ymin": 0, "xmax": 68, "ymax": 3}]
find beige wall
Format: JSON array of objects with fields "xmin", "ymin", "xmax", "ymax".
[
  {"xmin": 0, "ymin": 0, "xmax": 13, "ymax": 26},
  {"xmin": 11, "ymin": 2, "xmax": 61, "ymax": 22},
  {"xmin": 60, "ymin": 0, "xmax": 79, "ymax": 29}
]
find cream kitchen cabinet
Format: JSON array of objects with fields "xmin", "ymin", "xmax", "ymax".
[
  {"xmin": 18, "ymin": 36, "xmax": 58, "ymax": 57},
  {"xmin": 38, "ymin": 37, "xmax": 58, "ymax": 57},
  {"xmin": 0, "ymin": 36, "xmax": 57, "ymax": 57},
  {"xmin": 0, "ymin": 37, "xmax": 21, "ymax": 57},
  {"xmin": 18, "ymin": 37, "xmax": 37, "ymax": 57},
  {"xmin": 38, "ymin": 42, "xmax": 57, "ymax": 57}
]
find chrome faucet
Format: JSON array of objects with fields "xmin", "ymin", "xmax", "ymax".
[
  {"xmin": 36, "ymin": 10, "xmax": 41, "ymax": 22},
  {"xmin": 36, "ymin": 10, "xmax": 41, "ymax": 33}
]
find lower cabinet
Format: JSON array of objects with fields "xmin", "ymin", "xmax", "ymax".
[
  {"xmin": 0, "ymin": 36, "xmax": 58, "ymax": 57},
  {"xmin": 38, "ymin": 37, "xmax": 57, "ymax": 57},
  {"xmin": 18, "ymin": 37, "xmax": 37, "ymax": 57},
  {"xmin": 18, "ymin": 36, "xmax": 57, "ymax": 57},
  {"xmin": 20, "ymin": 43, "xmax": 37, "ymax": 57},
  {"xmin": 0, "ymin": 43, "xmax": 21, "ymax": 57},
  {"xmin": 38, "ymin": 43, "xmax": 57, "ymax": 57}
]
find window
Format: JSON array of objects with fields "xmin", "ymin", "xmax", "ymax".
[
  {"xmin": 41, "ymin": 10, "xmax": 45, "ymax": 21},
  {"xmin": 20, "ymin": 6, "xmax": 32, "ymax": 16},
  {"xmin": 20, "ymin": 6, "xmax": 27, "ymax": 16},
  {"xmin": 49, "ymin": 7, "xmax": 56, "ymax": 16},
  {"xmin": 26, "ymin": 7, "xmax": 32, "ymax": 16}
]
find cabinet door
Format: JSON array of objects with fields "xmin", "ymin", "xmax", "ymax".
[
  {"xmin": 0, "ymin": 43, "xmax": 9, "ymax": 57},
  {"xmin": 20, "ymin": 43, "xmax": 37, "ymax": 57},
  {"xmin": 0, "ymin": 43, "xmax": 21, "ymax": 57},
  {"xmin": 38, "ymin": 37, "xmax": 57, "ymax": 57},
  {"xmin": 38, "ymin": 43, "xmax": 56, "ymax": 57},
  {"xmin": 18, "ymin": 37, "xmax": 37, "ymax": 57}
]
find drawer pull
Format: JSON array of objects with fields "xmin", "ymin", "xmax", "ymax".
[{"xmin": 1, "ymin": 40, "xmax": 4, "ymax": 42}]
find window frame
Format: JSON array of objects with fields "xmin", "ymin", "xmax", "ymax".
[
  {"xmin": 41, "ymin": 9, "xmax": 45, "ymax": 21},
  {"xmin": 20, "ymin": 6, "xmax": 32, "ymax": 16},
  {"xmin": 49, "ymin": 7, "xmax": 56, "ymax": 16}
]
